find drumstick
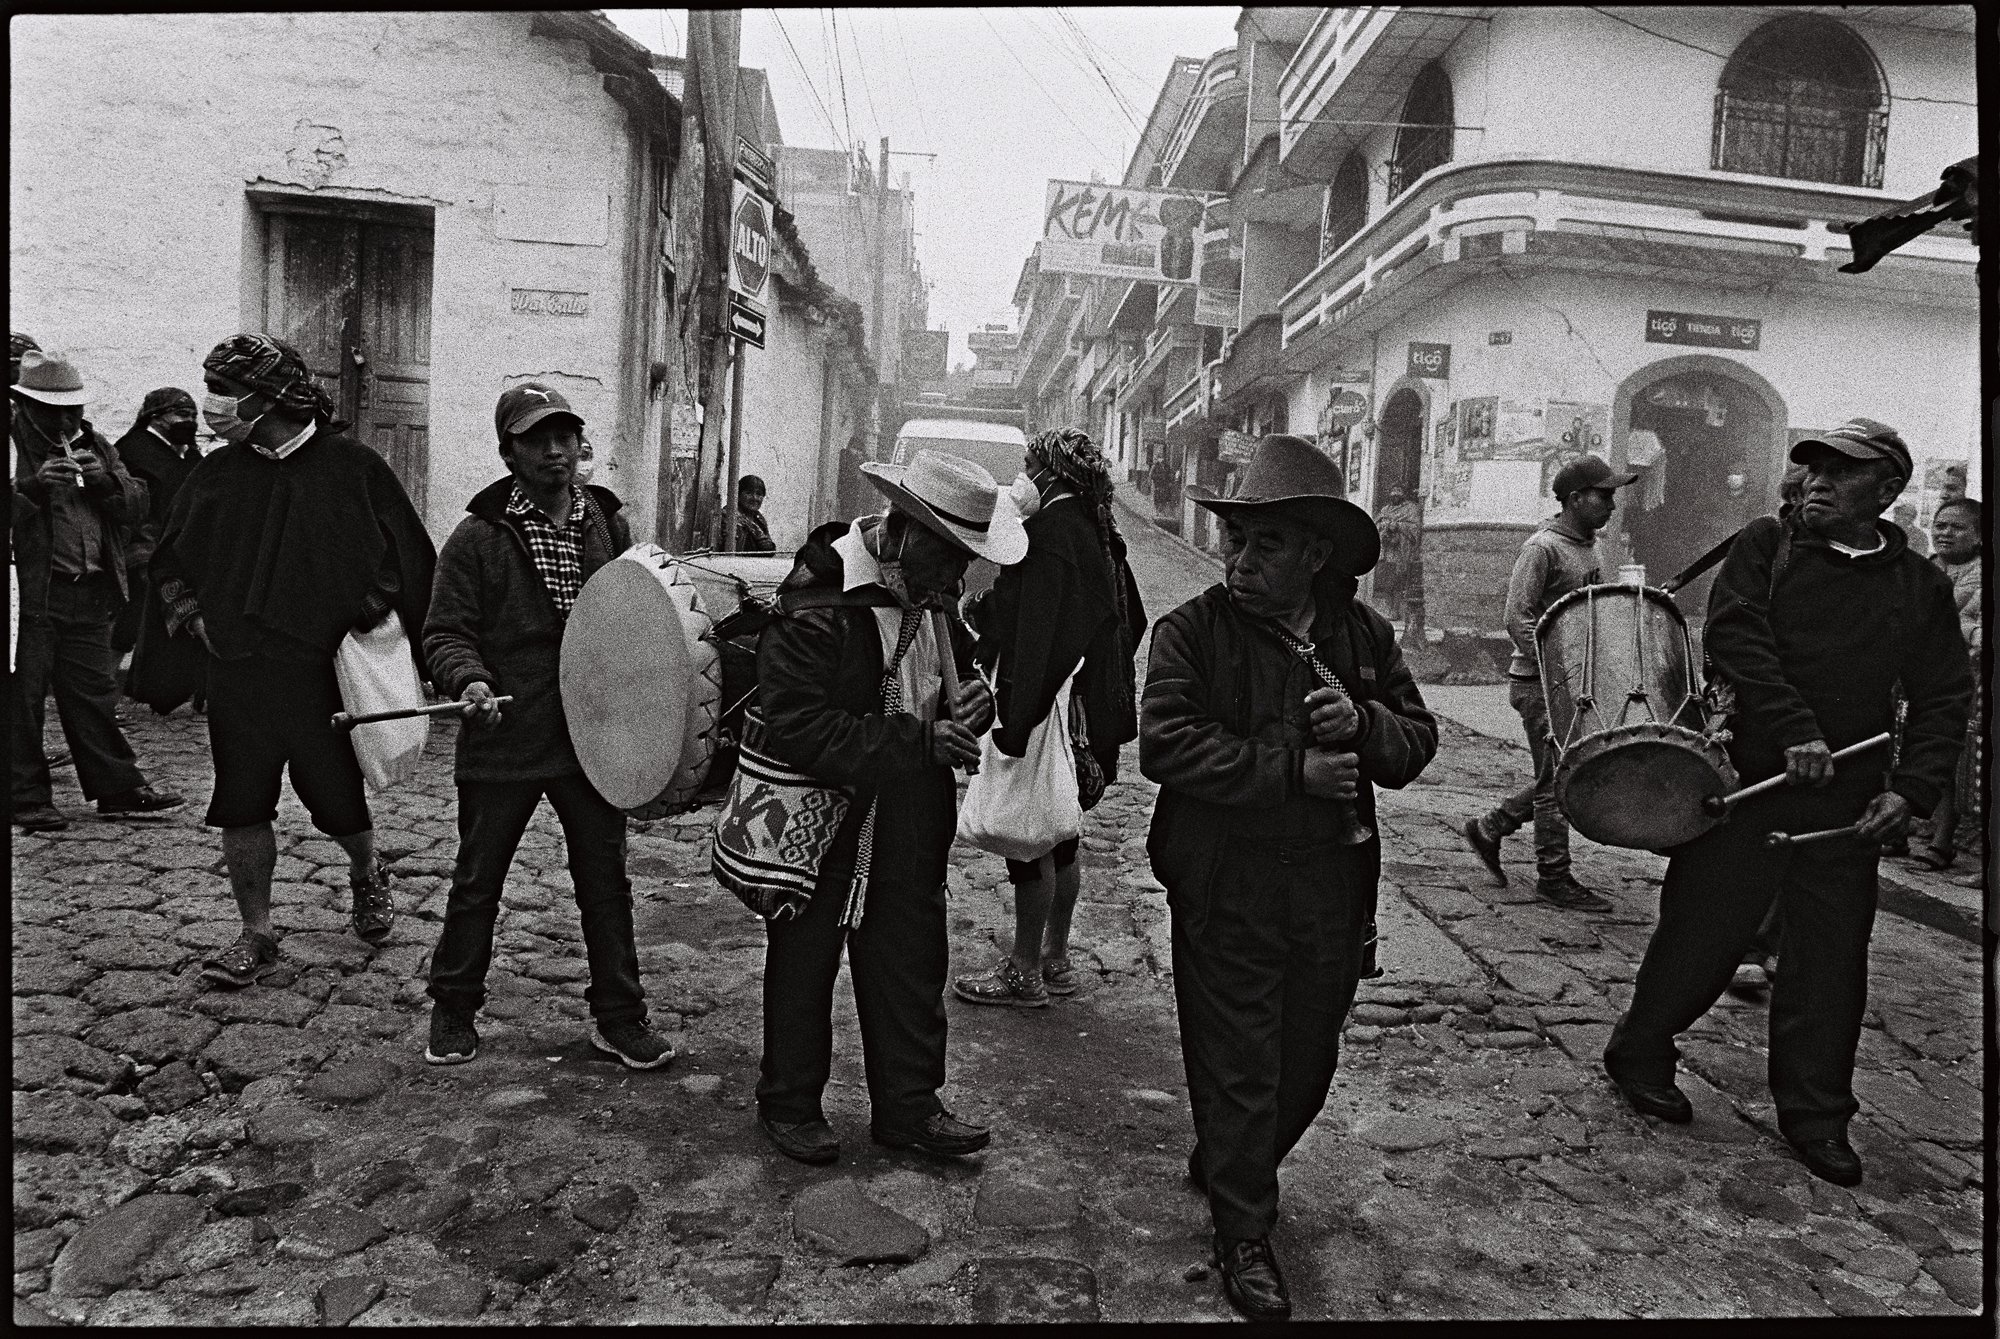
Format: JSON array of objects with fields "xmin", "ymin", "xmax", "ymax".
[
  {"xmin": 930, "ymin": 608, "xmax": 980, "ymax": 776},
  {"xmin": 1764, "ymin": 824, "xmax": 1862, "ymax": 849},
  {"xmin": 1700, "ymin": 732, "xmax": 1891, "ymax": 817},
  {"xmin": 331, "ymin": 697, "xmax": 514, "ymax": 732}
]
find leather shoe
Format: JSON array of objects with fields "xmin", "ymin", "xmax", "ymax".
[
  {"xmin": 760, "ymin": 1116, "xmax": 839, "ymax": 1165},
  {"xmin": 1607, "ymin": 1070, "xmax": 1693, "ymax": 1124},
  {"xmin": 1214, "ymin": 1234, "xmax": 1291, "ymax": 1321},
  {"xmin": 871, "ymin": 1109, "xmax": 990, "ymax": 1157},
  {"xmin": 1790, "ymin": 1136, "xmax": 1863, "ymax": 1187}
]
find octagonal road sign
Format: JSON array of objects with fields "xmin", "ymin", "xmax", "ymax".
[{"xmin": 730, "ymin": 186, "xmax": 771, "ymax": 302}]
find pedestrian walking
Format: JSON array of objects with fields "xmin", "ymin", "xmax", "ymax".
[
  {"xmin": 1460, "ymin": 454, "xmax": 1636, "ymax": 911},
  {"xmin": 1142, "ymin": 434, "xmax": 1437, "ymax": 1321},
  {"xmin": 1372, "ymin": 484, "xmax": 1425, "ymax": 632},
  {"xmin": 952, "ymin": 427, "xmax": 1143, "ymax": 1008},
  {"xmin": 1908, "ymin": 496, "xmax": 1981, "ymax": 871},
  {"xmin": 110, "ymin": 387, "xmax": 203, "ymax": 660},
  {"xmin": 150, "ymin": 334, "xmax": 436, "ymax": 986},
  {"xmin": 735, "ymin": 473, "xmax": 777, "ymax": 554},
  {"xmin": 10, "ymin": 350, "xmax": 184, "ymax": 833},
  {"xmin": 751, "ymin": 450, "xmax": 1019, "ymax": 1166},
  {"xmin": 1604, "ymin": 419, "xmax": 1971, "ymax": 1187},
  {"xmin": 418, "ymin": 384, "xmax": 674, "ymax": 1070}
]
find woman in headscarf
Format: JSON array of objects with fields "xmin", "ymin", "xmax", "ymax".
[{"xmin": 953, "ymin": 427, "xmax": 1145, "ymax": 1007}]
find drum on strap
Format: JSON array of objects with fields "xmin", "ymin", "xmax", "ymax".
[
  {"xmin": 1535, "ymin": 582, "xmax": 1737, "ymax": 851},
  {"xmin": 561, "ymin": 544, "xmax": 723, "ymax": 818}
]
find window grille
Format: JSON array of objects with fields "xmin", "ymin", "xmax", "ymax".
[
  {"xmin": 1322, "ymin": 153, "xmax": 1370, "ymax": 260},
  {"xmin": 1389, "ymin": 64, "xmax": 1454, "ymax": 202},
  {"xmin": 1711, "ymin": 17, "xmax": 1887, "ymax": 189}
]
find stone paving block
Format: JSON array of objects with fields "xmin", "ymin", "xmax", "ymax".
[
  {"xmin": 81, "ymin": 969, "xmax": 194, "ymax": 1012},
  {"xmin": 683, "ymin": 1255, "xmax": 782, "ymax": 1308},
  {"xmin": 14, "ymin": 1090, "xmax": 122, "ymax": 1155},
  {"xmin": 379, "ymin": 1187, "xmax": 474, "ymax": 1234},
  {"xmin": 972, "ymin": 1256, "xmax": 1100, "ymax": 1324},
  {"xmin": 411, "ymin": 1274, "xmax": 489, "ymax": 1318},
  {"xmin": 203, "ymin": 1025, "xmax": 335, "ymax": 1090},
  {"xmin": 85, "ymin": 1008, "xmax": 220, "ymax": 1067},
  {"xmin": 109, "ymin": 1118, "xmax": 190, "ymax": 1175},
  {"xmin": 1356, "ymin": 1116, "xmax": 1453, "ymax": 1153},
  {"xmin": 571, "ymin": 1183, "xmax": 640, "ymax": 1233},
  {"xmin": 974, "ymin": 1169, "xmax": 1081, "ymax": 1229},
  {"xmin": 315, "ymin": 1274, "xmax": 386, "ymax": 1326},
  {"xmin": 194, "ymin": 986, "xmax": 319, "ymax": 1029},
  {"xmin": 13, "ymin": 956, "xmax": 99, "ymax": 998},
  {"xmin": 14, "ymin": 1034, "xmax": 134, "ymax": 1095},
  {"xmin": 13, "ymin": 993, "xmax": 100, "ymax": 1037},
  {"xmin": 1716, "ymin": 1177, "xmax": 1806, "ymax": 1225},
  {"xmin": 1867, "ymin": 1210, "xmax": 1950, "ymax": 1258},
  {"xmin": 439, "ymin": 1207, "xmax": 587, "ymax": 1284},
  {"xmin": 14, "ymin": 1152, "xmax": 154, "ymax": 1230},
  {"xmin": 1921, "ymin": 1255, "xmax": 1985, "ymax": 1310},
  {"xmin": 47, "ymin": 1194, "xmax": 205, "ymax": 1297},
  {"xmin": 77, "ymin": 935, "xmax": 187, "ymax": 972},
  {"xmin": 792, "ymin": 1179, "xmax": 928, "ymax": 1265},
  {"xmin": 276, "ymin": 1205, "xmax": 388, "ymax": 1259},
  {"xmin": 302, "ymin": 1055, "xmax": 399, "ymax": 1105},
  {"xmin": 281, "ymin": 932, "xmax": 377, "ymax": 973}
]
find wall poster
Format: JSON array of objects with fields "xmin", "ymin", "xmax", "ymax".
[
  {"xmin": 1455, "ymin": 396, "xmax": 1497, "ymax": 460},
  {"xmin": 1491, "ymin": 399, "xmax": 1546, "ymax": 462}
]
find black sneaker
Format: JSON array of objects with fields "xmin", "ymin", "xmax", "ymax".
[
  {"xmin": 201, "ymin": 930, "xmax": 281, "ymax": 989},
  {"xmin": 1460, "ymin": 817, "xmax": 1510, "ymax": 888},
  {"xmin": 96, "ymin": 784, "xmax": 186, "ymax": 819},
  {"xmin": 590, "ymin": 1019, "xmax": 675, "ymax": 1070},
  {"xmin": 350, "ymin": 861, "xmax": 394, "ymax": 946},
  {"xmin": 1535, "ymin": 874, "xmax": 1612, "ymax": 912},
  {"xmin": 425, "ymin": 1005, "xmax": 479, "ymax": 1065},
  {"xmin": 13, "ymin": 803, "xmax": 70, "ymax": 833}
]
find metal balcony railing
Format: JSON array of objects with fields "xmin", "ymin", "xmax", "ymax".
[{"xmin": 1711, "ymin": 90, "xmax": 1887, "ymax": 191}]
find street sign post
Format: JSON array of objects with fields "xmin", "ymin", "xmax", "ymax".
[{"xmin": 727, "ymin": 296, "xmax": 766, "ymax": 349}]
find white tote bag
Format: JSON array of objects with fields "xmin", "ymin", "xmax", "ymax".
[
  {"xmin": 956, "ymin": 672, "xmax": 1083, "ymax": 863},
  {"xmin": 333, "ymin": 610, "xmax": 429, "ymax": 794}
]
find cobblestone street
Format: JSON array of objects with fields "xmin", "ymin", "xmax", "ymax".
[{"xmin": 12, "ymin": 505, "xmax": 1988, "ymax": 1325}]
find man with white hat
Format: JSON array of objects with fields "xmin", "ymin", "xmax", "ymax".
[
  {"xmin": 10, "ymin": 350, "xmax": 183, "ymax": 832},
  {"xmin": 1143, "ymin": 434, "xmax": 1438, "ymax": 1320},
  {"xmin": 750, "ymin": 449, "xmax": 1020, "ymax": 1166}
]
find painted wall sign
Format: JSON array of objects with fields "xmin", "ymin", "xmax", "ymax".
[
  {"xmin": 1645, "ymin": 310, "xmax": 1761, "ymax": 350},
  {"xmin": 509, "ymin": 289, "xmax": 590, "ymax": 317},
  {"xmin": 1407, "ymin": 342, "xmax": 1451, "ymax": 379}
]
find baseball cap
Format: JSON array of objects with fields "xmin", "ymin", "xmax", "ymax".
[
  {"xmin": 1551, "ymin": 454, "xmax": 1637, "ymax": 500},
  {"xmin": 1788, "ymin": 417, "xmax": 1911, "ymax": 481},
  {"xmin": 495, "ymin": 383, "xmax": 583, "ymax": 441}
]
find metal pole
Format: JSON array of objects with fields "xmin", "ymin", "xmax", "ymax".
[
  {"xmin": 722, "ymin": 337, "xmax": 745, "ymax": 551},
  {"xmin": 873, "ymin": 136, "xmax": 889, "ymax": 461}
]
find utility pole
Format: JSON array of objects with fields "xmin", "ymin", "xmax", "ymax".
[
  {"xmin": 687, "ymin": 8, "xmax": 741, "ymax": 547},
  {"xmin": 872, "ymin": 135, "xmax": 889, "ymax": 463},
  {"xmin": 721, "ymin": 340, "xmax": 745, "ymax": 551}
]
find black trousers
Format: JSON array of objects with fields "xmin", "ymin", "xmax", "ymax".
[
  {"xmin": 1171, "ymin": 834, "xmax": 1369, "ymax": 1241},
  {"xmin": 11, "ymin": 574, "xmax": 145, "ymax": 807},
  {"xmin": 757, "ymin": 779, "xmax": 954, "ymax": 1132},
  {"xmin": 427, "ymin": 774, "xmax": 646, "ymax": 1026},
  {"xmin": 1606, "ymin": 783, "xmax": 1883, "ymax": 1143}
]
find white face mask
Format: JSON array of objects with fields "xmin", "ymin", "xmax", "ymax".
[
  {"xmin": 572, "ymin": 455, "xmax": 595, "ymax": 485},
  {"xmin": 202, "ymin": 391, "xmax": 259, "ymax": 444},
  {"xmin": 1007, "ymin": 472, "xmax": 1042, "ymax": 519}
]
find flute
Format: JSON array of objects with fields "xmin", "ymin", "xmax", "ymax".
[{"xmin": 931, "ymin": 607, "xmax": 980, "ymax": 776}]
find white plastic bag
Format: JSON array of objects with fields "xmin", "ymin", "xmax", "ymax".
[
  {"xmin": 333, "ymin": 610, "xmax": 428, "ymax": 793},
  {"xmin": 956, "ymin": 674, "xmax": 1083, "ymax": 863}
]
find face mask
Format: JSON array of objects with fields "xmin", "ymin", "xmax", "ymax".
[
  {"xmin": 202, "ymin": 391, "xmax": 259, "ymax": 443},
  {"xmin": 1007, "ymin": 472, "xmax": 1042, "ymax": 519},
  {"xmin": 572, "ymin": 455, "xmax": 595, "ymax": 485},
  {"xmin": 164, "ymin": 419, "xmax": 198, "ymax": 448}
]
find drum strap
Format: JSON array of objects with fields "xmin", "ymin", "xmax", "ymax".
[{"xmin": 840, "ymin": 607, "xmax": 925, "ymax": 930}]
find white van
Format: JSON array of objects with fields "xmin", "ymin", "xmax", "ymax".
[{"xmin": 891, "ymin": 418, "xmax": 1030, "ymax": 599}]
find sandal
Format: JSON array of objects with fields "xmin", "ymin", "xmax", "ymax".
[
  {"xmin": 1909, "ymin": 846, "xmax": 1955, "ymax": 871},
  {"xmin": 350, "ymin": 860, "xmax": 395, "ymax": 946},
  {"xmin": 1040, "ymin": 955, "xmax": 1080, "ymax": 996},
  {"xmin": 952, "ymin": 958, "xmax": 1049, "ymax": 1008},
  {"xmin": 202, "ymin": 930, "xmax": 281, "ymax": 989}
]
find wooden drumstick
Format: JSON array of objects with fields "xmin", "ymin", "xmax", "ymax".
[
  {"xmin": 1764, "ymin": 824, "xmax": 1862, "ymax": 849},
  {"xmin": 1700, "ymin": 732, "xmax": 1890, "ymax": 817},
  {"xmin": 331, "ymin": 697, "xmax": 514, "ymax": 732},
  {"xmin": 931, "ymin": 608, "xmax": 980, "ymax": 776}
]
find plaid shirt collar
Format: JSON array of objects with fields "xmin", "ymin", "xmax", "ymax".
[
  {"xmin": 505, "ymin": 481, "xmax": 586, "ymax": 526},
  {"xmin": 506, "ymin": 482, "xmax": 589, "ymax": 617}
]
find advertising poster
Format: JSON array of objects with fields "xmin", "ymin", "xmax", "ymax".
[
  {"xmin": 1491, "ymin": 399, "xmax": 1545, "ymax": 462},
  {"xmin": 1455, "ymin": 396, "xmax": 1498, "ymax": 461},
  {"xmin": 1042, "ymin": 179, "xmax": 1215, "ymax": 284}
]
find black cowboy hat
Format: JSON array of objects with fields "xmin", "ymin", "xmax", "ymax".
[{"xmin": 1187, "ymin": 434, "xmax": 1380, "ymax": 576}]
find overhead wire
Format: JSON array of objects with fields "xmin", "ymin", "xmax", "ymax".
[
  {"xmin": 1014, "ymin": 7, "xmax": 1142, "ymax": 138},
  {"xmin": 976, "ymin": 9, "xmax": 1118, "ymax": 165},
  {"xmin": 888, "ymin": 9, "xmax": 936, "ymax": 153},
  {"xmin": 769, "ymin": 10, "xmax": 847, "ymax": 152},
  {"xmin": 843, "ymin": 11, "xmax": 887, "ymax": 145},
  {"xmin": 821, "ymin": 9, "xmax": 857, "ymax": 150}
]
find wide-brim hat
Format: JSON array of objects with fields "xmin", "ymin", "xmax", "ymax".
[
  {"xmin": 860, "ymin": 450, "xmax": 1029, "ymax": 566},
  {"xmin": 1187, "ymin": 433, "xmax": 1379, "ymax": 576},
  {"xmin": 11, "ymin": 350, "xmax": 90, "ymax": 406}
]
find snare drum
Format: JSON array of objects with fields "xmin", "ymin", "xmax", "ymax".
[
  {"xmin": 561, "ymin": 545, "xmax": 723, "ymax": 817},
  {"xmin": 1535, "ymin": 582, "xmax": 1736, "ymax": 850}
]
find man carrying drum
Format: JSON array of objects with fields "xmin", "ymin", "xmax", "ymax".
[
  {"xmin": 1461, "ymin": 454, "xmax": 1635, "ymax": 911},
  {"xmin": 1605, "ymin": 419, "xmax": 1970, "ymax": 1188},
  {"xmin": 420, "ymin": 384, "xmax": 673, "ymax": 1071}
]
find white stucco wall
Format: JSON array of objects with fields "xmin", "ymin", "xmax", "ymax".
[
  {"xmin": 10, "ymin": 11, "xmax": 653, "ymax": 541},
  {"xmin": 734, "ymin": 294, "xmax": 833, "ymax": 552}
]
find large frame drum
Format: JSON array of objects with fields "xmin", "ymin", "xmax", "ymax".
[
  {"xmin": 1535, "ymin": 582, "xmax": 1736, "ymax": 851},
  {"xmin": 561, "ymin": 545, "xmax": 722, "ymax": 818}
]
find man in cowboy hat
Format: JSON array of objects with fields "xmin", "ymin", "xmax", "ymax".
[
  {"xmin": 11, "ymin": 349, "xmax": 184, "ymax": 833},
  {"xmin": 1606, "ymin": 418, "xmax": 1969, "ymax": 1189},
  {"xmin": 150, "ymin": 333, "xmax": 435, "ymax": 987},
  {"xmin": 1460, "ymin": 454, "xmax": 1636, "ymax": 911},
  {"xmin": 1142, "ymin": 433, "xmax": 1437, "ymax": 1320},
  {"xmin": 751, "ymin": 449, "xmax": 1020, "ymax": 1166}
]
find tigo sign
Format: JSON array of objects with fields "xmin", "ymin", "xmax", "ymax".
[{"xmin": 1407, "ymin": 342, "xmax": 1451, "ymax": 379}]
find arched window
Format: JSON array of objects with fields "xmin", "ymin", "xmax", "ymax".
[
  {"xmin": 1389, "ymin": 63, "xmax": 1453, "ymax": 199},
  {"xmin": 1713, "ymin": 16, "xmax": 1886, "ymax": 188},
  {"xmin": 1321, "ymin": 151, "xmax": 1369, "ymax": 260}
]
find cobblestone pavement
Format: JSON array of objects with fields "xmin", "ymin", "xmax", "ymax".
[{"xmin": 12, "ymin": 509, "xmax": 1989, "ymax": 1324}]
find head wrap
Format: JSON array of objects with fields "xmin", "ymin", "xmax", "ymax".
[
  {"xmin": 141, "ymin": 386, "xmax": 196, "ymax": 420},
  {"xmin": 202, "ymin": 334, "xmax": 335, "ymax": 420},
  {"xmin": 1026, "ymin": 427, "xmax": 1130, "ymax": 650}
]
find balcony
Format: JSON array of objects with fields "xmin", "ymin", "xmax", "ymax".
[
  {"xmin": 1213, "ymin": 313, "xmax": 1285, "ymax": 409},
  {"xmin": 1278, "ymin": 7, "xmax": 1488, "ymax": 179},
  {"xmin": 1159, "ymin": 47, "xmax": 1249, "ymax": 191},
  {"xmin": 1277, "ymin": 155, "xmax": 1978, "ymax": 370}
]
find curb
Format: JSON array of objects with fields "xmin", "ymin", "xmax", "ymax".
[{"xmin": 1114, "ymin": 489, "xmax": 1219, "ymax": 573}]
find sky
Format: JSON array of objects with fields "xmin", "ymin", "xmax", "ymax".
[{"xmin": 603, "ymin": 7, "xmax": 1242, "ymax": 369}]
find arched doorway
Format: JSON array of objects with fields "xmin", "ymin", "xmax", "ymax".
[
  {"xmin": 1619, "ymin": 366, "xmax": 1780, "ymax": 613},
  {"xmin": 1375, "ymin": 387, "xmax": 1426, "ymax": 511}
]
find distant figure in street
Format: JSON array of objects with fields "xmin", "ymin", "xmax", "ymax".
[
  {"xmin": 1909, "ymin": 496, "xmax": 1981, "ymax": 872},
  {"xmin": 1372, "ymin": 484, "xmax": 1425, "ymax": 631},
  {"xmin": 152, "ymin": 334, "xmax": 436, "ymax": 986},
  {"xmin": 419, "ymin": 384, "xmax": 674, "ymax": 1071},
  {"xmin": 735, "ymin": 473, "xmax": 777, "ymax": 553},
  {"xmin": 1143, "ymin": 435, "xmax": 1436, "ymax": 1321},
  {"xmin": 10, "ymin": 351, "xmax": 184, "ymax": 834},
  {"xmin": 751, "ymin": 451, "xmax": 1016, "ymax": 1167},
  {"xmin": 1461, "ymin": 455, "xmax": 1636, "ymax": 911},
  {"xmin": 953, "ymin": 428, "xmax": 1143, "ymax": 1008},
  {"xmin": 1605, "ymin": 419, "xmax": 1970, "ymax": 1188},
  {"xmin": 111, "ymin": 388, "xmax": 203, "ymax": 659},
  {"xmin": 1892, "ymin": 500, "xmax": 1930, "ymax": 557}
]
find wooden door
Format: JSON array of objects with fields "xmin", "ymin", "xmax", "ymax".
[{"xmin": 261, "ymin": 211, "xmax": 359, "ymax": 417}]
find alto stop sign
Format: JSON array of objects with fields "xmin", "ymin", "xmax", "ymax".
[{"xmin": 732, "ymin": 193, "xmax": 771, "ymax": 300}]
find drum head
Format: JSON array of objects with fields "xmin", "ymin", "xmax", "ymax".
[
  {"xmin": 1557, "ymin": 725, "xmax": 1732, "ymax": 851},
  {"xmin": 561, "ymin": 556, "xmax": 694, "ymax": 809}
]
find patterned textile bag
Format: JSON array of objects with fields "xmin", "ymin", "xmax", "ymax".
[{"xmin": 711, "ymin": 706, "xmax": 851, "ymax": 920}]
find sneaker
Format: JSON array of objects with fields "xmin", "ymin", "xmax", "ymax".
[
  {"xmin": 13, "ymin": 803, "xmax": 70, "ymax": 833},
  {"xmin": 1040, "ymin": 955, "xmax": 1080, "ymax": 996},
  {"xmin": 952, "ymin": 958, "xmax": 1049, "ymax": 1008},
  {"xmin": 1460, "ymin": 817, "xmax": 1510, "ymax": 888},
  {"xmin": 590, "ymin": 1019, "xmax": 675, "ymax": 1070},
  {"xmin": 350, "ymin": 861, "xmax": 395, "ymax": 946},
  {"xmin": 1535, "ymin": 873, "xmax": 1612, "ymax": 912},
  {"xmin": 871, "ymin": 1109, "xmax": 990, "ymax": 1157},
  {"xmin": 201, "ymin": 930, "xmax": 281, "ymax": 989},
  {"xmin": 425, "ymin": 1006, "xmax": 479, "ymax": 1065},
  {"xmin": 95, "ymin": 784, "xmax": 186, "ymax": 819}
]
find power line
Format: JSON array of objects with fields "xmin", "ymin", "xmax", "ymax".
[
  {"xmin": 821, "ymin": 10, "xmax": 857, "ymax": 150},
  {"xmin": 1051, "ymin": 10, "xmax": 1146, "ymax": 136},
  {"xmin": 977, "ymin": 10, "xmax": 1117, "ymax": 164},
  {"xmin": 770, "ymin": 10, "xmax": 847, "ymax": 152},
  {"xmin": 841, "ymin": 9, "xmax": 886, "ymax": 145},
  {"xmin": 888, "ymin": 10, "xmax": 936, "ymax": 154},
  {"xmin": 1013, "ymin": 7, "xmax": 1141, "ymax": 138}
]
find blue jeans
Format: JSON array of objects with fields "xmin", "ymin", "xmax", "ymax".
[{"xmin": 1481, "ymin": 678, "xmax": 1570, "ymax": 880}]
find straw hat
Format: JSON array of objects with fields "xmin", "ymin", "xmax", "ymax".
[
  {"xmin": 860, "ymin": 449, "xmax": 1028, "ymax": 565},
  {"xmin": 11, "ymin": 351, "xmax": 90, "ymax": 406}
]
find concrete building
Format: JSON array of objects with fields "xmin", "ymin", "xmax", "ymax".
[{"xmin": 10, "ymin": 10, "xmax": 683, "ymax": 544}]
